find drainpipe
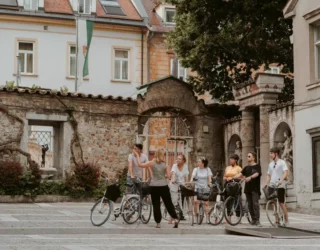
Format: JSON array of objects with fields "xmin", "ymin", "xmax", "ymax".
[
  {"xmin": 141, "ymin": 29, "xmax": 144, "ymax": 85},
  {"xmin": 147, "ymin": 29, "xmax": 154, "ymax": 83}
]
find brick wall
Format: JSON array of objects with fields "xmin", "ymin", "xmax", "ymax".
[{"xmin": 0, "ymin": 90, "xmax": 138, "ymax": 179}]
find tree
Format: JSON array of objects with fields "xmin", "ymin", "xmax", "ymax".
[{"xmin": 166, "ymin": 0, "xmax": 293, "ymax": 102}]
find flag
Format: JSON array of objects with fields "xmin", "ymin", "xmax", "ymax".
[{"xmin": 82, "ymin": 20, "xmax": 94, "ymax": 77}]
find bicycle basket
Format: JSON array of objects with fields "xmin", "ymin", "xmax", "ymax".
[
  {"xmin": 141, "ymin": 182, "xmax": 151, "ymax": 196},
  {"xmin": 105, "ymin": 184, "xmax": 121, "ymax": 202},
  {"xmin": 263, "ymin": 185, "xmax": 278, "ymax": 200},
  {"xmin": 209, "ymin": 184, "xmax": 218, "ymax": 201},
  {"xmin": 226, "ymin": 182, "xmax": 241, "ymax": 197},
  {"xmin": 197, "ymin": 187, "xmax": 211, "ymax": 201},
  {"xmin": 180, "ymin": 184, "xmax": 195, "ymax": 197}
]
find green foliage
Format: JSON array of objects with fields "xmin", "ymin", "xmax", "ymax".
[
  {"xmin": 119, "ymin": 166, "xmax": 128, "ymax": 196},
  {"xmin": 0, "ymin": 161, "xmax": 24, "ymax": 194},
  {"xmin": 31, "ymin": 84, "xmax": 41, "ymax": 89},
  {"xmin": 5, "ymin": 81, "xmax": 15, "ymax": 89},
  {"xmin": 66, "ymin": 163, "xmax": 101, "ymax": 198},
  {"xmin": 166, "ymin": 0, "xmax": 293, "ymax": 102},
  {"xmin": 60, "ymin": 86, "xmax": 69, "ymax": 93}
]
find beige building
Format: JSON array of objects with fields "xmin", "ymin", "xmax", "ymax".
[{"xmin": 284, "ymin": 0, "xmax": 320, "ymax": 208}]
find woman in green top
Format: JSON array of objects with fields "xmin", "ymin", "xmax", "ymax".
[{"xmin": 134, "ymin": 148, "xmax": 179, "ymax": 228}]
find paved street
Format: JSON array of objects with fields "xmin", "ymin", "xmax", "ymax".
[{"xmin": 0, "ymin": 203, "xmax": 320, "ymax": 249}]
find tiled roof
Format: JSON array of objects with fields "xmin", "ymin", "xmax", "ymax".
[
  {"xmin": 141, "ymin": 0, "xmax": 171, "ymax": 33},
  {"xmin": 44, "ymin": 0, "xmax": 73, "ymax": 15},
  {"xmin": 0, "ymin": 87, "xmax": 135, "ymax": 102},
  {"xmin": 96, "ymin": 0, "xmax": 142, "ymax": 21}
]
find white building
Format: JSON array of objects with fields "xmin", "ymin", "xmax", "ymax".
[
  {"xmin": 0, "ymin": 0, "xmax": 147, "ymax": 97},
  {"xmin": 284, "ymin": 0, "xmax": 320, "ymax": 208}
]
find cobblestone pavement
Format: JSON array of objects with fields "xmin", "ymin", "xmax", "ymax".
[{"xmin": 0, "ymin": 203, "xmax": 319, "ymax": 249}]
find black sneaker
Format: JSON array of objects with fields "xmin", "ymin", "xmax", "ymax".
[{"xmin": 255, "ymin": 221, "xmax": 262, "ymax": 227}]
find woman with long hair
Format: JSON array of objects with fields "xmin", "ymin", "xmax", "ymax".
[
  {"xmin": 190, "ymin": 157, "xmax": 212, "ymax": 223},
  {"xmin": 134, "ymin": 148, "xmax": 179, "ymax": 228}
]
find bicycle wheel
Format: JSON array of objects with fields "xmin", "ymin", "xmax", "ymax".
[
  {"xmin": 198, "ymin": 203, "xmax": 204, "ymax": 225},
  {"xmin": 122, "ymin": 196, "xmax": 140, "ymax": 224},
  {"xmin": 90, "ymin": 198, "xmax": 113, "ymax": 226},
  {"xmin": 208, "ymin": 201, "xmax": 225, "ymax": 226},
  {"xmin": 266, "ymin": 200, "xmax": 285, "ymax": 227},
  {"xmin": 224, "ymin": 196, "xmax": 243, "ymax": 226},
  {"xmin": 244, "ymin": 201, "xmax": 253, "ymax": 225},
  {"xmin": 140, "ymin": 195, "xmax": 152, "ymax": 224},
  {"xmin": 185, "ymin": 197, "xmax": 194, "ymax": 226}
]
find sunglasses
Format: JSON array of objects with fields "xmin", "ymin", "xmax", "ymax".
[
  {"xmin": 274, "ymin": 162, "xmax": 277, "ymax": 169},
  {"xmin": 247, "ymin": 155, "xmax": 251, "ymax": 158}
]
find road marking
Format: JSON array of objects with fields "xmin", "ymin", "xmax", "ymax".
[
  {"xmin": 58, "ymin": 210, "xmax": 81, "ymax": 216},
  {"xmin": 35, "ymin": 203, "xmax": 52, "ymax": 208}
]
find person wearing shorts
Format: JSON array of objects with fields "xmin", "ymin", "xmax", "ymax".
[{"xmin": 266, "ymin": 147, "xmax": 289, "ymax": 226}]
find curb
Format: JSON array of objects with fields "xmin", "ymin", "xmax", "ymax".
[
  {"xmin": 0, "ymin": 195, "xmax": 94, "ymax": 203},
  {"xmin": 0, "ymin": 227, "xmax": 226, "ymax": 235}
]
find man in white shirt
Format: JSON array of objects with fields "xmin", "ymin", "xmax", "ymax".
[
  {"xmin": 266, "ymin": 147, "xmax": 289, "ymax": 226},
  {"xmin": 127, "ymin": 144, "xmax": 150, "ymax": 193}
]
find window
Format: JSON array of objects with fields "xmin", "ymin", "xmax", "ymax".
[
  {"xmin": 114, "ymin": 49, "xmax": 129, "ymax": 81},
  {"xmin": 178, "ymin": 60, "xmax": 188, "ymax": 81},
  {"xmin": 315, "ymin": 25, "xmax": 320, "ymax": 80},
  {"xmin": 18, "ymin": 42, "xmax": 34, "ymax": 74},
  {"xmin": 100, "ymin": 0, "xmax": 125, "ymax": 16},
  {"xmin": 313, "ymin": 136, "xmax": 320, "ymax": 192},
  {"xmin": 265, "ymin": 66, "xmax": 280, "ymax": 74},
  {"xmin": 24, "ymin": 0, "xmax": 38, "ymax": 10},
  {"xmin": 69, "ymin": 45, "xmax": 76, "ymax": 77},
  {"xmin": 79, "ymin": 0, "xmax": 91, "ymax": 14},
  {"xmin": 165, "ymin": 8, "xmax": 175, "ymax": 25},
  {"xmin": 170, "ymin": 59, "xmax": 188, "ymax": 81}
]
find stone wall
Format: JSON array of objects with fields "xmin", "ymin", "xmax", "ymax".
[{"xmin": 0, "ymin": 88, "xmax": 138, "ymax": 179}]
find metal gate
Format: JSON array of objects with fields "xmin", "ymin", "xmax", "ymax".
[{"xmin": 137, "ymin": 111, "xmax": 193, "ymax": 179}]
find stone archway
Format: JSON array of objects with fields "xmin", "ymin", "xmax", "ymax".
[
  {"xmin": 273, "ymin": 122, "xmax": 293, "ymax": 184},
  {"xmin": 136, "ymin": 76, "xmax": 224, "ymax": 174},
  {"xmin": 228, "ymin": 134, "xmax": 242, "ymax": 166}
]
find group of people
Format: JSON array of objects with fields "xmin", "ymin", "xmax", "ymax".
[{"xmin": 127, "ymin": 143, "xmax": 289, "ymax": 228}]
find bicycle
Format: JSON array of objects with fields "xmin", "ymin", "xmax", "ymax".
[
  {"xmin": 161, "ymin": 185, "xmax": 193, "ymax": 224},
  {"xmin": 265, "ymin": 184, "xmax": 286, "ymax": 227},
  {"xmin": 208, "ymin": 173, "xmax": 226, "ymax": 225},
  {"xmin": 90, "ymin": 177, "xmax": 152, "ymax": 226},
  {"xmin": 223, "ymin": 179, "xmax": 252, "ymax": 226}
]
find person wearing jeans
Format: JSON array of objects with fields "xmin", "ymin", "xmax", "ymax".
[
  {"xmin": 233, "ymin": 152, "xmax": 262, "ymax": 226},
  {"xmin": 134, "ymin": 149, "xmax": 179, "ymax": 228}
]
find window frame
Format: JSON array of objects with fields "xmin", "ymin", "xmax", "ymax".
[
  {"xmin": 315, "ymin": 25, "xmax": 320, "ymax": 81},
  {"xmin": 165, "ymin": 8, "xmax": 175, "ymax": 25},
  {"xmin": 24, "ymin": 0, "xmax": 38, "ymax": 11},
  {"xmin": 177, "ymin": 60, "xmax": 188, "ymax": 81},
  {"xmin": 112, "ymin": 47, "xmax": 131, "ymax": 82},
  {"xmin": 18, "ymin": 41, "xmax": 35, "ymax": 75},
  {"xmin": 313, "ymin": 136, "xmax": 320, "ymax": 192},
  {"xmin": 79, "ymin": 0, "xmax": 91, "ymax": 15},
  {"xmin": 67, "ymin": 44, "xmax": 77, "ymax": 78}
]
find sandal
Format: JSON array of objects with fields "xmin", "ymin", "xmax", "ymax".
[
  {"xmin": 173, "ymin": 219, "xmax": 179, "ymax": 228},
  {"xmin": 156, "ymin": 224, "xmax": 161, "ymax": 228}
]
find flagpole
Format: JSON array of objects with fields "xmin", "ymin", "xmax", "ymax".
[{"xmin": 75, "ymin": 15, "xmax": 79, "ymax": 92}]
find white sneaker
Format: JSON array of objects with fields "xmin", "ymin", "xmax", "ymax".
[{"xmin": 284, "ymin": 220, "xmax": 290, "ymax": 227}]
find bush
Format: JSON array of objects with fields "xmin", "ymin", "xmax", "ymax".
[
  {"xmin": 66, "ymin": 162, "xmax": 101, "ymax": 197},
  {"xmin": 0, "ymin": 161, "xmax": 24, "ymax": 193}
]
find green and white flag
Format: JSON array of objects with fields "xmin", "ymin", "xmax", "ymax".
[{"xmin": 82, "ymin": 20, "xmax": 94, "ymax": 77}]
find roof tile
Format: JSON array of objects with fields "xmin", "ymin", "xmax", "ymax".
[{"xmin": 44, "ymin": 0, "xmax": 73, "ymax": 15}]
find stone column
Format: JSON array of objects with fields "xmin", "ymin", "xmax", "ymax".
[
  {"xmin": 240, "ymin": 109, "xmax": 255, "ymax": 168},
  {"xmin": 259, "ymin": 105, "xmax": 271, "ymax": 188}
]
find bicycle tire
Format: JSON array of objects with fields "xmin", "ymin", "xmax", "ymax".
[
  {"xmin": 208, "ymin": 201, "xmax": 225, "ymax": 226},
  {"xmin": 266, "ymin": 200, "xmax": 285, "ymax": 227},
  {"xmin": 140, "ymin": 195, "xmax": 152, "ymax": 224},
  {"xmin": 224, "ymin": 196, "xmax": 243, "ymax": 226},
  {"xmin": 198, "ymin": 204, "xmax": 204, "ymax": 225},
  {"xmin": 90, "ymin": 197, "xmax": 113, "ymax": 226},
  {"xmin": 122, "ymin": 196, "xmax": 140, "ymax": 224},
  {"xmin": 187, "ymin": 197, "xmax": 194, "ymax": 226}
]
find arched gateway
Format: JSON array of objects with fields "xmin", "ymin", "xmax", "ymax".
[{"xmin": 135, "ymin": 76, "xmax": 226, "ymax": 176}]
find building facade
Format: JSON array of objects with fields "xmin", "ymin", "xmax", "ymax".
[
  {"xmin": 284, "ymin": 0, "xmax": 320, "ymax": 209},
  {"xmin": 0, "ymin": 0, "xmax": 147, "ymax": 97}
]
